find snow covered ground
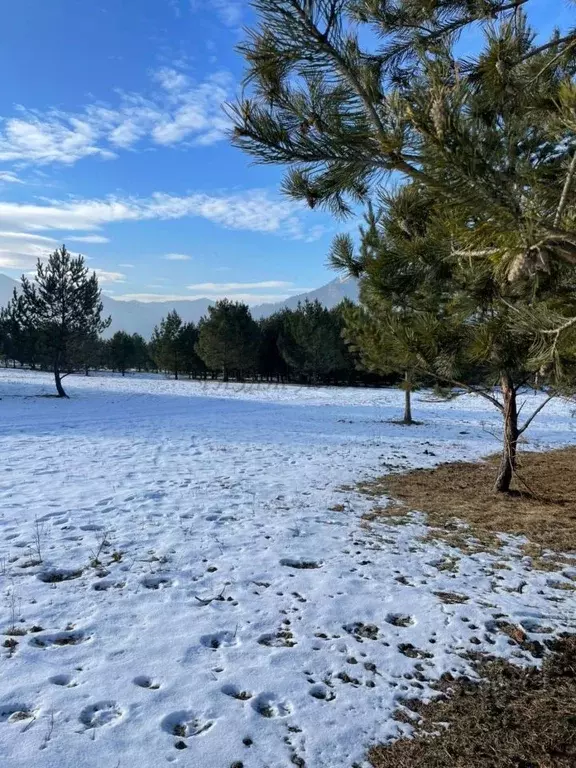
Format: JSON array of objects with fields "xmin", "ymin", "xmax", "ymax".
[{"xmin": 1, "ymin": 369, "xmax": 575, "ymax": 768}]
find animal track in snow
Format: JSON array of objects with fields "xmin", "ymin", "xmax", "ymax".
[
  {"xmin": 0, "ymin": 704, "xmax": 35, "ymax": 723},
  {"xmin": 30, "ymin": 630, "xmax": 90, "ymax": 648},
  {"xmin": 221, "ymin": 684, "xmax": 253, "ymax": 700},
  {"xmin": 140, "ymin": 575, "xmax": 172, "ymax": 590},
  {"xmin": 37, "ymin": 568, "xmax": 83, "ymax": 583},
  {"xmin": 309, "ymin": 684, "xmax": 336, "ymax": 702},
  {"xmin": 161, "ymin": 710, "xmax": 214, "ymax": 737},
  {"xmin": 200, "ymin": 630, "xmax": 239, "ymax": 649},
  {"xmin": 80, "ymin": 701, "xmax": 123, "ymax": 728},
  {"xmin": 133, "ymin": 675, "xmax": 160, "ymax": 690},
  {"xmin": 280, "ymin": 558, "xmax": 323, "ymax": 570},
  {"xmin": 252, "ymin": 693, "xmax": 293, "ymax": 718},
  {"xmin": 49, "ymin": 674, "xmax": 76, "ymax": 687},
  {"xmin": 386, "ymin": 613, "xmax": 416, "ymax": 628}
]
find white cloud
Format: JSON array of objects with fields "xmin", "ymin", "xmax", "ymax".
[
  {"xmin": 191, "ymin": 0, "xmax": 242, "ymax": 27},
  {"xmin": 186, "ymin": 280, "xmax": 292, "ymax": 291},
  {"xmin": 113, "ymin": 292, "xmax": 295, "ymax": 304},
  {"xmin": 0, "ymin": 188, "xmax": 325, "ymax": 275},
  {"xmin": 0, "ymin": 189, "xmax": 307, "ymax": 237},
  {"xmin": 164, "ymin": 252, "xmax": 192, "ymax": 261},
  {"xmin": 0, "ymin": 68, "xmax": 233, "ymax": 166},
  {"xmin": 68, "ymin": 235, "xmax": 110, "ymax": 244},
  {"xmin": 92, "ymin": 269, "xmax": 126, "ymax": 284},
  {"xmin": 0, "ymin": 171, "xmax": 23, "ymax": 184},
  {"xmin": 118, "ymin": 263, "xmax": 135, "ymax": 268}
]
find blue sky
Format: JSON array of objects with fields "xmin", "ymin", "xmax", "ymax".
[
  {"xmin": 0, "ymin": 0, "xmax": 337, "ymax": 304},
  {"xmin": 0, "ymin": 0, "xmax": 571, "ymax": 304}
]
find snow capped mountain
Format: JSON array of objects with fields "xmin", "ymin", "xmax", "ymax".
[{"xmin": 0, "ymin": 273, "xmax": 358, "ymax": 338}]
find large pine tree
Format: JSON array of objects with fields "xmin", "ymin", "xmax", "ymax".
[
  {"xmin": 232, "ymin": 1, "xmax": 576, "ymax": 491},
  {"xmin": 6, "ymin": 246, "xmax": 110, "ymax": 397}
]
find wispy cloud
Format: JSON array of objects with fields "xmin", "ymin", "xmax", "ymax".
[
  {"xmin": 93, "ymin": 269, "xmax": 126, "ymax": 284},
  {"xmin": 0, "ymin": 171, "xmax": 23, "ymax": 184},
  {"xmin": 0, "ymin": 68, "xmax": 233, "ymax": 166},
  {"xmin": 0, "ymin": 189, "xmax": 315, "ymax": 238},
  {"xmin": 190, "ymin": 0, "xmax": 242, "ymax": 28},
  {"xmin": 186, "ymin": 281, "xmax": 292, "ymax": 291},
  {"xmin": 164, "ymin": 252, "xmax": 192, "ymax": 261},
  {"xmin": 68, "ymin": 234, "xmax": 110, "ymax": 244},
  {"xmin": 113, "ymin": 291, "xmax": 297, "ymax": 304},
  {"xmin": 118, "ymin": 263, "xmax": 135, "ymax": 268},
  {"xmin": 0, "ymin": 188, "xmax": 326, "ymax": 273}
]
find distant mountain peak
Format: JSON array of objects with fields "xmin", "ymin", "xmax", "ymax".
[{"xmin": 0, "ymin": 272, "xmax": 359, "ymax": 337}]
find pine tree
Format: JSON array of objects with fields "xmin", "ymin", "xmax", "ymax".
[
  {"xmin": 131, "ymin": 333, "xmax": 151, "ymax": 372},
  {"xmin": 5, "ymin": 247, "xmax": 110, "ymax": 397},
  {"xmin": 278, "ymin": 299, "xmax": 347, "ymax": 383},
  {"xmin": 232, "ymin": 1, "xmax": 576, "ymax": 491},
  {"xmin": 258, "ymin": 312, "xmax": 290, "ymax": 381},
  {"xmin": 150, "ymin": 311, "xmax": 184, "ymax": 379},
  {"xmin": 178, "ymin": 322, "xmax": 206, "ymax": 378},
  {"xmin": 108, "ymin": 331, "xmax": 136, "ymax": 376},
  {"xmin": 196, "ymin": 300, "xmax": 260, "ymax": 381},
  {"xmin": 339, "ymin": 184, "xmax": 576, "ymax": 491}
]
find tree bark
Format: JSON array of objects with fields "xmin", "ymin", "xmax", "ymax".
[
  {"xmin": 494, "ymin": 375, "xmax": 518, "ymax": 493},
  {"xmin": 54, "ymin": 359, "xmax": 68, "ymax": 398},
  {"xmin": 402, "ymin": 371, "xmax": 414, "ymax": 425}
]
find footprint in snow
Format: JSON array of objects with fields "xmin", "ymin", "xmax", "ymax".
[
  {"xmin": 252, "ymin": 693, "xmax": 293, "ymax": 718},
  {"xmin": 280, "ymin": 558, "xmax": 323, "ymax": 570},
  {"xmin": 0, "ymin": 704, "xmax": 35, "ymax": 723},
  {"xmin": 133, "ymin": 675, "xmax": 160, "ymax": 690},
  {"xmin": 221, "ymin": 684, "xmax": 252, "ymax": 700},
  {"xmin": 200, "ymin": 630, "xmax": 239, "ymax": 649},
  {"xmin": 30, "ymin": 631, "xmax": 90, "ymax": 648},
  {"xmin": 49, "ymin": 674, "xmax": 77, "ymax": 687},
  {"xmin": 161, "ymin": 710, "xmax": 214, "ymax": 738},
  {"xmin": 37, "ymin": 568, "xmax": 83, "ymax": 583},
  {"xmin": 140, "ymin": 575, "xmax": 172, "ymax": 590},
  {"xmin": 80, "ymin": 701, "xmax": 123, "ymax": 728}
]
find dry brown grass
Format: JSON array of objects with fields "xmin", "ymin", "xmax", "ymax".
[
  {"xmin": 359, "ymin": 447, "xmax": 576, "ymax": 553},
  {"xmin": 368, "ymin": 635, "xmax": 576, "ymax": 768}
]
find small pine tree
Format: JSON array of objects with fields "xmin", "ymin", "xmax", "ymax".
[
  {"xmin": 131, "ymin": 333, "xmax": 151, "ymax": 372},
  {"xmin": 6, "ymin": 246, "xmax": 110, "ymax": 397},
  {"xmin": 150, "ymin": 310, "xmax": 183, "ymax": 379},
  {"xmin": 108, "ymin": 331, "xmax": 136, "ymax": 376},
  {"xmin": 196, "ymin": 300, "xmax": 260, "ymax": 381},
  {"xmin": 178, "ymin": 322, "xmax": 205, "ymax": 378}
]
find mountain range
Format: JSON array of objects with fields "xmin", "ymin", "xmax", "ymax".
[{"xmin": 0, "ymin": 273, "xmax": 359, "ymax": 338}]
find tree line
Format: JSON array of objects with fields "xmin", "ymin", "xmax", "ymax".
[{"xmin": 0, "ymin": 247, "xmax": 390, "ymax": 395}]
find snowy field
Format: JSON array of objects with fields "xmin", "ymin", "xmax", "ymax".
[{"xmin": 1, "ymin": 369, "xmax": 576, "ymax": 768}]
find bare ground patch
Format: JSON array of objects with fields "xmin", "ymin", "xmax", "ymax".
[
  {"xmin": 360, "ymin": 447, "xmax": 576, "ymax": 553},
  {"xmin": 368, "ymin": 635, "xmax": 576, "ymax": 768}
]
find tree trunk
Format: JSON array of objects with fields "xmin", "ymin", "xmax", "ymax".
[
  {"xmin": 402, "ymin": 371, "xmax": 414, "ymax": 425},
  {"xmin": 54, "ymin": 360, "xmax": 68, "ymax": 398},
  {"xmin": 494, "ymin": 375, "xmax": 518, "ymax": 493}
]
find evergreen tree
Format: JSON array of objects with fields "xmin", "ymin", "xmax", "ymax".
[
  {"xmin": 279, "ymin": 299, "xmax": 347, "ymax": 383},
  {"xmin": 5, "ymin": 247, "xmax": 110, "ymax": 397},
  {"xmin": 0, "ymin": 294, "xmax": 44, "ymax": 370},
  {"xmin": 258, "ymin": 311, "xmax": 290, "ymax": 381},
  {"xmin": 108, "ymin": 331, "xmax": 136, "ymax": 375},
  {"xmin": 150, "ymin": 310, "xmax": 183, "ymax": 379},
  {"xmin": 232, "ymin": 2, "xmax": 576, "ymax": 490},
  {"xmin": 196, "ymin": 300, "xmax": 260, "ymax": 380},
  {"xmin": 178, "ymin": 322, "xmax": 206, "ymax": 378},
  {"xmin": 131, "ymin": 333, "xmax": 151, "ymax": 372},
  {"xmin": 338, "ymin": 184, "xmax": 576, "ymax": 491}
]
